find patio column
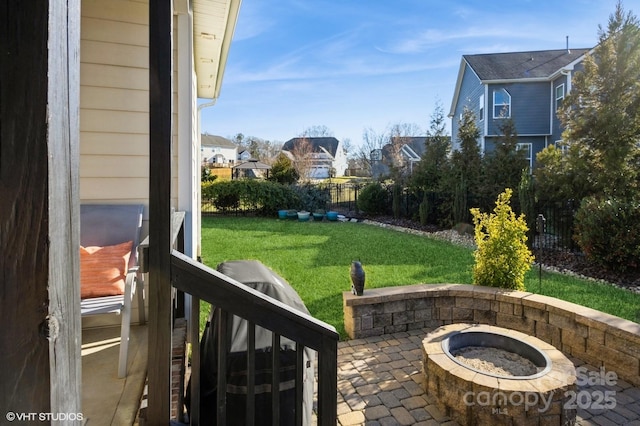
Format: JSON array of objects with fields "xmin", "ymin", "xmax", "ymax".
[
  {"xmin": 148, "ymin": 0, "xmax": 174, "ymax": 422},
  {"xmin": 0, "ymin": 0, "xmax": 81, "ymax": 420}
]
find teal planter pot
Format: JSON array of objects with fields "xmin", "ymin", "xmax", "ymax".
[
  {"xmin": 297, "ymin": 211, "xmax": 310, "ymax": 222},
  {"xmin": 326, "ymin": 211, "xmax": 338, "ymax": 221},
  {"xmin": 278, "ymin": 209, "xmax": 288, "ymax": 219}
]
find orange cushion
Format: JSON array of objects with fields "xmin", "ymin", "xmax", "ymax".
[{"xmin": 80, "ymin": 241, "xmax": 133, "ymax": 299}]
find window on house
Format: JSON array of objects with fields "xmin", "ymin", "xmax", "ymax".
[
  {"xmin": 493, "ymin": 88, "xmax": 511, "ymax": 118},
  {"xmin": 517, "ymin": 143, "xmax": 533, "ymax": 170},
  {"xmin": 555, "ymin": 84, "xmax": 565, "ymax": 111},
  {"xmin": 555, "ymin": 140, "xmax": 570, "ymax": 155},
  {"xmin": 479, "ymin": 94, "xmax": 485, "ymax": 121}
]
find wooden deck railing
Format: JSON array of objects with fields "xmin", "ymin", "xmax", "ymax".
[
  {"xmin": 143, "ymin": 211, "xmax": 338, "ymax": 424},
  {"xmin": 170, "ymin": 251, "xmax": 338, "ymax": 426}
]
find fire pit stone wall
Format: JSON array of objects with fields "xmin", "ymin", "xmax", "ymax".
[{"xmin": 343, "ymin": 284, "xmax": 640, "ymax": 386}]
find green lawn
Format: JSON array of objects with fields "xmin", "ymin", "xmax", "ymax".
[{"xmin": 199, "ymin": 216, "xmax": 640, "ymax": 339}]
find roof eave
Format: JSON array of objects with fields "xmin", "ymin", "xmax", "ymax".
[
  {"xmin": 481, "ymin": 77, "xmax": 551, "ymax": 84},
  {"xmin": 548, "ymin": 51, "xmax": 590, "ymax": 79},
  {"xmin": 193, "ymin": 0, "xmax": 242, "ymax": 100},
  {"xmin": 448, "ymin": 58, "xmax": 470, "ymax": 118}
]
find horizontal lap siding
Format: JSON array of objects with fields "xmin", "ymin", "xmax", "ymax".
[
  {"xmin": 80, "ymin": 0, "xmax": 152, "ymax": 329},
  {"xmin": 488, "ymin": 82, "xmax": 550, "ymax": 136},
  {"xmin": 80, "ymin": 0, "xmax": 155, "ymax": 205},
  {"xmin": 80, "ymin": 0, "xmax": 181, "ymax": 210}
]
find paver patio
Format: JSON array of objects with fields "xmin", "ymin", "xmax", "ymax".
[{"xmin": 333, "ymin": 328, "xmax": 640, "ymax": 426}]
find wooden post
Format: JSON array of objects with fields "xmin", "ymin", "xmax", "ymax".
[
  {"xmin": 0, "ymin": 0, "xmax": 81, "ymax": 421},
  {"xmin": 147, "ymin": 0, "xmax": 174, "ymax": 422}
]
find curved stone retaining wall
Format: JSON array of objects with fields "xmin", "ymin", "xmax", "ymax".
[{"xmin": 343, "ymin": 284, "xmax": 640, "ymax": 386}]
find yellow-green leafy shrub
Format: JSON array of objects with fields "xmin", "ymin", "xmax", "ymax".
[{"xmin": 470, "ymin": 189, "xmax": 534, "ymax": 290}]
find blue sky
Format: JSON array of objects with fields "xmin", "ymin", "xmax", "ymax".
[{"xmin": 201, "ymin": 0, "xmax": 637, "ymax": 150}]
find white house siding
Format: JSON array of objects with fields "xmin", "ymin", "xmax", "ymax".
[
  {"xmin": 201, "ymin": 146, "xmax": 237, "ymax": 165},
  {"xmin": 80, "ymin": 0, "xmax": 151, "ymax": 210},
  {"xmin": 333, "ymin": 142, "xmax": 348, "ymax": 177}
]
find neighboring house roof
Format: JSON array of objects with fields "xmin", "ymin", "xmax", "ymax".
[
  {"xmin": 201, "ymin": 134, "xmax": 237, "ymax": 149},
  {"xmin": 372, "ymin": 136, "xmax": 452, "ymax": 177},
  {"xmin": 282, "ymin": 137, "xmax": 340, "ymax": 158},
  {"xmin": 390, "ymin": 136, "xmax": 428, "ymax": 158},
  {"xmin": 233, "ymin": 159, "xmax": 271, "ymax": 170},
  {"xmin": 465, "ymin": 48, "xmax": 590, "ymax": 81},
  {"xmin": 380, "ymin": 136, "xmax": 451, "ymax": 160},
  {"xmin": 450, "ymin": 48, "xmax": 590, "ymax": 116}
]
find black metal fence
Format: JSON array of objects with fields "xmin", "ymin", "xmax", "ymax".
[
  {"xmin": 201, "ymin": 182, "xmax": 581, "ymax": 252},
  {"xmin": 326, "ymin": 183, "xmax": 360, "ymax": 213},
  {"xmin": 531, "ymin": 200, "xmax": 580, "ymax": 252}
]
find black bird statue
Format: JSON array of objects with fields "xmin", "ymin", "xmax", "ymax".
[{"xmin": 350, "ymin": 261, "xmax": 365, "ymax": 296}]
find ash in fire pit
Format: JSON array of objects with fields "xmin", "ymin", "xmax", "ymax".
[
  {"xmin": 441, "ymin": 328, "xmax": 551, "ymax": 379},
  {"xmin": 451, "ymin": 346, "xmax": 538, "ymax": 377}
]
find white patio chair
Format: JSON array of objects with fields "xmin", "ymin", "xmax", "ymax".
[{"xmin": 80, "ymin": 204, "xmax": 145, "ymax": 378}]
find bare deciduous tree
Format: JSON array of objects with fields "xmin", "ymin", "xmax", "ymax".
[
  {"xmin": 355, "ymin": 127, "xmax": 387, "ymax": 175},
  {"xmin": 290, "ymin": 137, "xmax": 315, "ymax": 182},
  {"xmin": 301, "ymin": 125, "xmax": 334, "ymax": 138}
]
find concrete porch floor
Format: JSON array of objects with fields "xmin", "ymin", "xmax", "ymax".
[{"xmin": 82, "ymin": 325, "xmax": 147, "ymax": 425}]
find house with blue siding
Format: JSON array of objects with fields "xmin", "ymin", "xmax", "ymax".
[{"xmin": 449, "ymin": 48, "xmax": 590, "ymax": 167}]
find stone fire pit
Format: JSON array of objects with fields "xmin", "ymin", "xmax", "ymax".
[{"xmin": 422, "ymin": 323, "xmax": 576, "ymax": 425}]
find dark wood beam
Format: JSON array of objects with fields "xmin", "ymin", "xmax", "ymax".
[
  {"xmin": 147, "ymin": 0, "xmax": 174, "ymax": 422},
  {"xmin": 0, "ymin": 0, "xmax": 81, "ymax": 418}
]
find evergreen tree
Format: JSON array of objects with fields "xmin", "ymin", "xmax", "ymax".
[
  {"xmin": 484, "ymin": 116, "xmax": 528, "ymax": 207},
  {"xmin": 441, "ymin": 107, "xmax": 482, "ymax": 224},
  {"xmin": 559, "ymin": 1, "xmax": 640, "ymax": 199},
  {"xmin": 453, "ymin": 107, "xmax": 482, "ymax": 184},
  {"xmin": 410, "ymin": 101, "xmax": 451, "ymax": 223},
  {"xmin": 268, "ymin": 153, "xmax": 299, "ymax": 184},
  {"xmin": 411, "ymin": 101, "xmax": 451, "ymax": 195}
]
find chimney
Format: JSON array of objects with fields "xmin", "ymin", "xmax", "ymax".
[{"xmin": 566, "ymin": 35, "xmax": 571, "ymax": 54}]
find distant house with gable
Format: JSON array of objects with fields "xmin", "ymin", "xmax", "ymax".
[
  {"xmin": 237, "ymin": 149, "xmax": 252, "ymax": 162},
  {"xmin": 449, "ymin": 47, "xmax": 590, "ymax": 168},
  {"xmin": 371, "ymin": 136, "xmax": 450, "ymax": 178},
  {"xmin": 371, "ymin": 136, "xmax": 424, "ymax": 178},
  {"xmin": 282, "ymin": 137, "xmax": 348, "ymax": 179},
  {"xmin": 201, "ymin": 134, "xmax": 238, "ymax": 167}
]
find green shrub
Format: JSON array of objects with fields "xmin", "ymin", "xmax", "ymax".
[
  {"xmin": 291, "ymin": 184, "xmax": 330, "ymax": 212},
  {"xmin": 419, "ymin": 193, "xmax": 429, "ymax": 225},
  {"xmin": 202, "ymin": 180, "xmax": 239, "ymax": 211},
  {"xmin": 253, "ymin": 181, "xmax": 300, "ymax": 214},
  {"xmin": 201, "ymin": 180, "xmax": 300, "ymax": 215},
  {"xmin": 268, "ymin": 153, "xmax": 299, "ymax": 184},
  {"xmin": 357, "ymin": 182, "xmax": 389, "ymax": 215},
  {"xmin": 452, "ymin": 178, "xmax": 468, "ymax": 224},
  {"xmin": 574, "ymin": 197, "xmax": 640, "ymax": 271},
  {"xmin": 470, "ymin": 189, "xmax": 534, "ymax": 290},
  {"xmin": 392, "ymin": 184, "xmax": 402, "ymax": 219}
]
